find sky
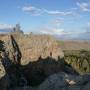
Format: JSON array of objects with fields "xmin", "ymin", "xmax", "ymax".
[{"xmin": 0, "ymin": 0, "xmax": 90, "ymax": 39}]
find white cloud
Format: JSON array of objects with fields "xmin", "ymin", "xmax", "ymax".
[
  {"xmin": 87, "ymin": 22, "xmax": 90, "ymax": 27},
  {"xmin": 77, "ymin": 2, "xmax": 90, "ymax": 11},
  {"xmin": 40, "ymin": 28, "xmax": 76, "ymax": 35},
  {"xmin": 22, "ymin": 6, "xmax": 43, "ymax": 15},
  {"xmin": 40, "ymin": 27, "xmax": 87, "ymax": 36},
  {"xmin": 51, "ymin": 18, "xmax": 64, "ymax": 26},
  {"xmin": 87, "ymin": 22, "xmax": 90, "ymax": 32},
  {"xmin": 44, "ymin": 9, "xmax": 73, "ymax": 16},
  {"xmin": 22, "ymin": 5, "xmax": 74, "ymax": 16},
  {"xmin": 40, "ymin": 29, "xmax": 64, "ymax": 35},
  {"xmin": 0, "ymin": 23, "xmax": 13, "ymax": 29}
]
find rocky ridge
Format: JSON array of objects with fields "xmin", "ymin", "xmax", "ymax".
[{"xmin": 1, "ymin": 33, "xmax": 64, "ymax": 64}]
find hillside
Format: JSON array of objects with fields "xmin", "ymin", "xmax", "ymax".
[{"xmin": 58, "ymin": 40, "xmax": 90, "ymax": 51}]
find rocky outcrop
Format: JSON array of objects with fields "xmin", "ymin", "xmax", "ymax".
[
  {"xmin": 0, "ymin": 33, "xmax": 90, "ymax": 90},
  {"xmin": 0, "ymin": 40, "xmax": 9, "ymax": 90},
  {"xmin": 0, "ymin": 40, "xmax": 6, "ymax": 79},
  {"xmin": 0, "ymin": 34, "xmax": 65, "ymax": 89},
  {"xmin": 38, "ymin": 72, "xmax": 90, "ymax": 90},
  {"xmin": 9, "ymin": 72, "xmax": 90, "ymax": 90},
  {"xmin": 0, "ymin": 60, "xmax": 7, "ymax": 90},
  {"xmin": 1, "ymin": 33, "xmax": 64, "ymax": 65},
  {"xmin": 0, "ymin": 60, "xmax": 5, "ymax": 78},
  {"xmin": 0, "ymin": 37, "xmax": 25, "ymax": 90}
]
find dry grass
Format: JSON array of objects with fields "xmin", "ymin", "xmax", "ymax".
[{"xmin": 58, "ymin": 40, "xmax": 90, "ymax": 51}]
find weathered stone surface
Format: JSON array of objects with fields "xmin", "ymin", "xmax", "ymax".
[
  {"xmin": 0, "ymin": 60, "xmax": 5, "ymax": 78},
  {"xmin": 38, "ymin": 72, "xmax": 90, "ymax": 90},
  {"xmin": 0, "ymin": 55, "xmax": 9, "ymax": 90},
  {"xmin": 1, "ymin": 33, "xmax": 64, "ymax": 65},
  {"xmin": 38, "ymin": 72, "xmax": 68, "ymax": 90},
  {"xmin": 82, "ymin": 83, "xmax": 90, "ymax": 90}
]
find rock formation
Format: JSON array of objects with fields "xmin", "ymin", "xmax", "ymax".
[
  {"xmin": 1, "ymin": 33, "xmax": 64, "ymax": 65},
  {"xmin": 0, "ymin": 40, "xmax": 10, "ymax": 90},
  {"xmin": 0, "ymin": 33, "xmax": 90, "ymax": 90},
  {"xmin": 9, "ymin": 72, "xmax": 90, "ymax": 90},
  {"xmin": 0, "ymin": 40, "xmax": 6, "ymax": 78},
  {"xmin": 38, "ymin": 72, "xmax": 90, "ymax": 90}
]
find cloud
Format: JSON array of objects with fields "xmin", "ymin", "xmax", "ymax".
[
  {"xmin": 40, "ymin": 28, "xmax": 90, "ymax": 40},
  {"xmin": 22, "ymin": 5, "xmax": 74, "ymax": 16},
  {"xmin": 22, "ymin": 5, "xmax": 43, "ymax": 15},
  {"xmin": 44, "ymin": 9, "xmax": 73, "ymax": 16},
  {"xmin": 40, "ymin": 27, "xmax": 87, "ymax": 36},
  {"xmin": 0, "ymin": 23, "xmax": 13, "ymax": 29},
  {"xmin": 40, "ymin": 28, "xmax": 64, "ymax": 35},
  {"xmin": 87, "ymin": 22, "xmax": 90, "ymax": 27},
  {"xmin": 50, "ymin": 18, "xmax": 64, "ymax": 26},
  {"xmin": 86, "ymin": 22, "xmax": 90, "ymax": 32},
  {"xmin": 77, "ymin": 2, "xmax": 90, "ymax": 11},
  {"xmin": 40, "ymin": 28, "xmax": 77, "ymax": 36}
]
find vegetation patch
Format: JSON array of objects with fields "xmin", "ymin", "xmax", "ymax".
[{"xmin": 64, "ymin": 50, "xmax": 90, "ymax": 74}]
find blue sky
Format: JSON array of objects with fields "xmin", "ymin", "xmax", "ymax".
[{"xmin": 0, "ymin": 0, "xmax": 90, "ymax": 39}]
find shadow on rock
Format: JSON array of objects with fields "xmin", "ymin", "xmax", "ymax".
[{"xmin": 21, "ymin": 55, "xmax": 79, "ymax": 86}]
